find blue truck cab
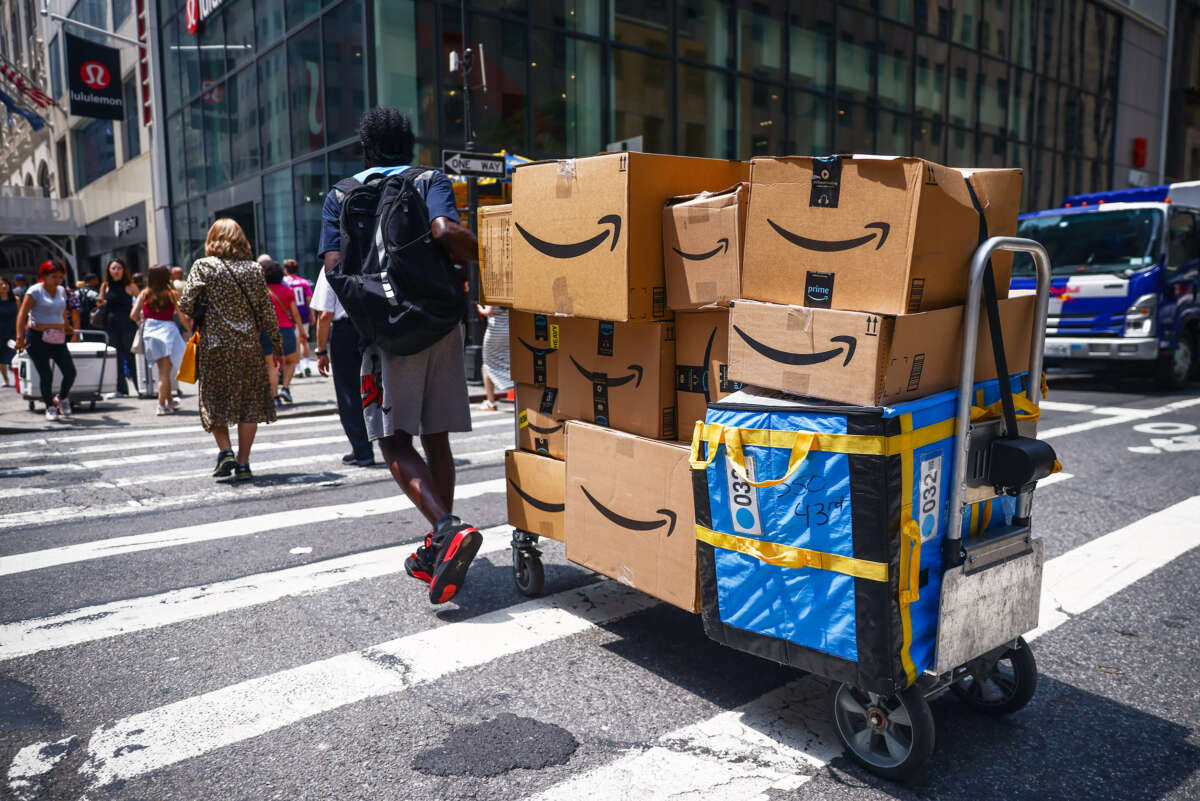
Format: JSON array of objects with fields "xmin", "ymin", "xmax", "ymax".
[{"xmin": 1010, "ymin": 182, "xmax": 1200, "ymax": 388}]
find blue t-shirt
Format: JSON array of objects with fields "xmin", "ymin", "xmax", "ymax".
[{"xmin": 317, "ymin": 166, "xmax": 460, "ymax": 257}]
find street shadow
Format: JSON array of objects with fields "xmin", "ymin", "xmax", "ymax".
[
  {"xmin": 217, "ymin": 471, "xmax": 347, "ymax": 487},
  {"xmin": 431, "ymin": 554, "xmax": 598, "ymax": 624}
]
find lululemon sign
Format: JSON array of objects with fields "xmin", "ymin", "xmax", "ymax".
[
  {"xmin": 65, "ymin": 33, "xmax": 123, "ymax": 120},
  {"xmin": 185, "ymin": 0, "xmax": 225, "ymax": 35}
]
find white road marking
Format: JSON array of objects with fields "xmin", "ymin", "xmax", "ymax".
[
  {"xmin": 1132, "ymin": 421, "xmax": 1196, "ymax": 435},
  {"xmin": 288, "ymin": 546, "xmax": 313, "ymax": 555},
  {"xmin": 1037, "ymin": 400, "xmax": 1097, "ymax": 413},
  {"xmin": 5, "ymin": 736, "xmax": 76, "ymax": 801},
  {"xmin": 0, "ymin": 477, "xmax": 506, "ymax": 576},
  {"xmin": 1036, "ymin": 471, "xmax": 1073, "ymax": 488},
  {"xmin": 72, "ymin": 579, "xmax": 656, "ymax": 791},
  {"xmin": 519, "ymin": 494, "xmax": 1200, "ymax": 801},
  {"xmin": 0, "ymin": 525, "xmax": 512, "ymax": 660},
  {"xmin": 0, "ymin": 487, "xmax": 56, "ymax": 499},
  {"xmin": 1039, "ymin": 396, "xmax": 1200, "ymax": 439}
]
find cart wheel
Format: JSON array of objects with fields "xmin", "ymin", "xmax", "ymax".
[
  {"xmin": 832, "ymin": 682, "xmax": 935, "ymax": 782},
  {"xmin": 89, "ymin": 401, "xmax": 96, "ymax": 411},
  {"xmin": 951, "ymin": 637, "xmax": 1037, "ymax": 715},
  {"xmin": 512, "ymin": 548, "xmax": 545, "ymax": 597},
  {"xmin": 28, "ymin": 400, "xmax": 34, "ymax": 411}
]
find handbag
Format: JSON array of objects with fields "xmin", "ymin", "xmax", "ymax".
[
  {"xmin": 176, "ymin": 330, "xmax": 200, "ymax": 383},
  {"xmin": 42, "ymin": 328, "xmax": 66, "ymax": 345},
  {"xmin": 89, "ymin": 305, "xmax": 105, "ymax": 327},
  {"xmin": 130, "ymin": 322, "xmax": 145, "ymax": 355}
]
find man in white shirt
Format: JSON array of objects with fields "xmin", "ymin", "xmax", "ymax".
[{"xmin": 310, "ymin": 269, "xmax": 373, "ymax": 466}]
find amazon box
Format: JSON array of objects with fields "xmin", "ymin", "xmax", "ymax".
[
  {"xmin": 517, "ymin": 383, "xmax": 565, "ymax": 460},
  {"xmin": 557, "ymin": 318, "xmax": 677, "ymax": 440},
  {"xmin": 564, "ymin": 422, "xmax": 699, "ymax": 612},
  {"xmin": 511, "ymin": 152, "xmax": 748, "ymax": 321},
  {"xmin": 663, "ymin": 183, "xmax": 747, "ymax": 310},
  {"xmin": 506, "ymin": 450, "xmax": 565, "ymax": 542},
  {"xmin": 510, "ymin": 311, "xmax": 562, "ymax": 387},
  {"xmin": 727, "ymin": 295, "xmax": 1036, "ymax": 407},
  {"xmin": 741, "ymin": 156, "xmax": 1022, "ymax": 315},
  {"xmin": 675, "ymin": 310, "xmax": 743, "ymax": 437},
  {"xmin": 477, "ymin": 204, "xmax": 513, "ymax": 306}
]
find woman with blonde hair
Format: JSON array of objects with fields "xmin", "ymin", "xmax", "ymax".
[
  {"xmin": 179, "ymin": 219, "xmax": 283, "ymax": 481},
  {"xmin": 131, "ymin": 264, "xmax": 190, "ymax": 415}
]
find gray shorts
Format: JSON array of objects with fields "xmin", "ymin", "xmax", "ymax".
[{"xmin": 360, "ymin": 326, "xmax": 472, "ymax": 440}]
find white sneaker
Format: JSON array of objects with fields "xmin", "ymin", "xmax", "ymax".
[
  {"xmin": 45, "ymin": 405, "xmax": 60, "ymax": 422},
  {"xmin": 56, "ymin": 396, "xmax": 72, "ymax": 417},
  {"xmin": 156, "ymin": 405, "xmax": 169, "ymax": 416},
  {"xmin": 170, "ymin": 397, "xmax": 182, "ymax": 410}
]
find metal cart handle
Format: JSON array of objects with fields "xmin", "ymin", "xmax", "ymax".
[{"xmin": 947, "ymin": 236, "xmax": 1052, "ymax": 542}]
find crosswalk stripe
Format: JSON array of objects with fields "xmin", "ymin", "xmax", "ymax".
[
  {"xmin": 518, "ymin": 494, "xmax": 1200, "ymax": 801},
  {"xmin": 0, "ymin": 477, "xmax": 507, "ymax": 576},
  {"xmin": 0, "ymin": 525, "xmax": 513, "ymax": 661},
  {"xmin": 1040, "ymin": 396, "xmax": 1200, "ymax": 439},
  {"xmin": 72, "ymin": 579, "xmax": 657, "ymax": 792}
]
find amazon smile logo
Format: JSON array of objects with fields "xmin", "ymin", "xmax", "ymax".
[
  {"xmin": 514, "ymin": 215, "xmax": 622, "ymax": 259},
  {"xmin": 766, "ymin": 219, "xmax": 890, "ymax": 252},
  {"xmin": 525, "ymin": 420, "xmax": 563, "ymax": 436},
  {"xmin": 733, "ymin": 325, "xmax": 857, "ymax": 367},
  {"xmin": 672, "ymin": 237, "xmax": 729, "ymax": 261},
  {"xmin": 508, "ymin": 479, "xmax": 565, "ymax": 514},
  {"xmin": 579, "ymin": 485, "xmax": 677, "ymax": 536},
  {"xmin": 569, "ymin": 356, "xmax": 643, "ymax": 388}
]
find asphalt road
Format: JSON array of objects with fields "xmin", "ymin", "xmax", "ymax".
[{"xmin": 1, "ymin": 369, "xmax": 1198, "ymax": 801}]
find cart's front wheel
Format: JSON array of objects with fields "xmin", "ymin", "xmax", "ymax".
[
  {"xmin": 832, "ymin": 683, "xmax": 934, "ymax": 782},
  {"xmin": 952, "ymin": 636, "xmax": 1037, "ymax": 715},
  {"xmin": 28, "ymin": 400, "xmax": 34, "ymax": 412},
  {"xmin": 512, "ymin": 549, "xmax": 545, "ymax": 597}
]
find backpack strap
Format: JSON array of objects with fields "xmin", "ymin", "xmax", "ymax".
[{"xmin": 331, "ymin": 176, "xmax": 362, "ymax": 204}]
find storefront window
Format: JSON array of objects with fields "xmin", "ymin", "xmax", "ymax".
[
  {"xmin": 876, "ymin": 22, "xmax": 910, "ymax": 110},
  {"xmin": 224, "ymin": 0, "xmax": 256, "ymax": 71},
  {"xmin": 180, "ymin": 17, "xmax": 202, "ymax": 102},
  {"xmin": 678, "ymin": 64, "xmax": 731, "ymax": 158},
  {"xmin": 171, "ymin": 202, "xmax": 190, "ymax": 267},
  {"xmin": 199, "ymin": 7, "xmax": 227, "ymax": 85},
  {"xmin": 230, "ymin": 66, "xmax": 260, "ymax": 179},
  {"xmin": 375, "ymin": 0, "xmax": 438, "ymax": 140},
  {"xmin": 258, "ymin": 45, "xmax": 290, "ymax": 167},
  {"xmin": 947, "ymin": 47, "xmax": 975, "ymax": 128},
  {"xmin": 288, "ymin": 0, "xmax": 321, "ymax": 28},
  {"xmin": 914, "ymin": 36, "xmax": 946, "ymax": 121},
  {"xmin": 289, "ymin": 24, "xmax": 324, "ymax": 157},
  {"xmin": 469, "ymin": 14, "xmax": 527, "ymax": 151},
  {"xmin": 122, "ymin": 77, "xmax": 140, "ymax": 161},
  {"xmin": 791, "ymin": 90, "xmax": 829, "ymax": 156},
  {"xmin": 611, "ymin": 48, "xmax": 669, "ymax": 153},
  {"xmin": 677, "ymin": 0, "xmax": 733, "ymax": 69},
  {"xmin": 162, "ymin": 17, "xmax": 181, "ymax": 113},
  {"xmin": 789, "ymin": 5, "xmax": 831, "ymax": 92},
  {"xmin": 473, "ymin": 0, "xmax": 527, "ymax": 16},
  {"xmin": 168, "ymin": 113, "xmax": 187, "ymax": 202},
  {"xmin": 324, "ymin": 0, "xmax": 365, "ymax": 146},
  {"xmin": 204, "ymin": 83, "xmax": 231, "ymax": 189},
  {"xmin": 259, "ymin": 0, "xmax": 286, "ymax": 47},
  {"xmin": 836, "ymin": 9, "xmax": 874, "ymax": 104},
  {"xmin": 72, "ymin": 119, "xmax": 116, "ymax": 191},
  {"xmin": 263, "ymin": 167, "xmax": 297, "ymax": 259},
  {"xmin": 531, "ymin": 0, "xmax": 602, "ymax": 35},
  {"xmin": 739, "ymin": 0, "xmax": 784, "ymax": 80},
  {"xmin": 739, "ymin": 78, "xmax": 782, "ymax": 159},
  {"xmin": 188, "ymin": 196, "xmax": 209, "ymax": 259},
  {"xmin": 531, "ymin": 31, "xmax": 603, "ymax": 156},
  {"xmin": 184, "ymin": 99, "xmax": 205, "ymax": 196},
  {"xmin": 293, "ymin": 157, "xmax": 327, "ymax": 262}
]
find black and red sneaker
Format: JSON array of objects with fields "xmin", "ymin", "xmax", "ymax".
[
  {"xmin": 428, "ymin": 516, "xmax": 482, "ymax": 605},
  {"xmin": 404, "ymin": 532, "xmax": 436, "ymax": 585}
]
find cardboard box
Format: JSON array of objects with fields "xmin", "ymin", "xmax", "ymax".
[
  {"xmin": 477, "ymin": 204, "xmax": 513, "ymax": 306},
  {"xmin": 557, "ymin": 318, "xmax": 677, "ymax": 440},
  {"xmin": 726, "ymin": 295, "xmax": 1036, "ymax": 407},
  {"xmin": 509, "ymin": 311, "xmax": 562, "ymax": 387},
  {"xmin": 675, "ymin": 309, "xmax": 743, "ymax": 437},
  {"xmin": 516, "ymin": 383, "xmax": 565, "ymax": 460},
  {"xmin": 741, "ymin": 156, "xmax": 1022, "ymax": 315},
  {"xmin": 564, "ymin": 422, "xmax": 699, "ymax": 612},
  {"xmin": 662, "ymin": 183, "xmax": 747, "ymax": 310},
  {"xmin": 511, "ymin": 152, "xmax": 749, "ymax": 321},
  {"xmin": 506, "ymin": 450, "xmax": 566, "ymax": 542}
]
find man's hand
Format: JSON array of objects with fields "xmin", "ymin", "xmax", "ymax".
[
  {"xmin": 431, "ymin": 217, "xmax": 479, "ymax": 264},
  {"xmin": 317, "ymin": 353, "xmax": 331, "ymax": 377},
  {"xmin": 14, "ymin": 335, "xmax": 24, "ymax": 352}
]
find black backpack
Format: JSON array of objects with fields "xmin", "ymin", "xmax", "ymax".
[{"xmin": 327, "ymin": 168, "xmax": 465, "ymax": 355}]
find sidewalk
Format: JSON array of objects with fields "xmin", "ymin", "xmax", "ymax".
[{"xmin": 0, "ymin": 366, "xmax": 487, "ymax": 435}]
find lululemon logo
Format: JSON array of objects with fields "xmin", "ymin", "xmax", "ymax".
[
  {"xmin": 80, "ymin": 62, "xmax": 110, "ymax": 90},
  {"xmin": 733, "ymin": 325, "xmax": 857, "ymax": 367},
  {"xmin": 579, "ymin": 485, "xmax": 677, "ymax": 536},
  {"xmin": 514, "ymin": 215, "xmax": 622, "ymax": 259},
  {"xmin": 672, "ymin": 237, "xmax": 729, "ymax": 261},
  {"xmin": 508, "ymin": 480, "xmax": 564, "ymax": 514},
  {"xmin": 186, "ymin": 0, "xmax": 200, "ymax": 34},
  {"xmin": 569, "ymin": 355, "xmax": 643, "ymax": 388},
  {"xmin": 766, "ymin": 219, "xmax": 890, "ymax": 253}
]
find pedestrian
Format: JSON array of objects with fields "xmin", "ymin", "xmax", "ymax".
[
  {"xmin": 62, "ymin": 268, "xmax": 82, "ymax": 342},
  {"xmin": 14, "ymin": 261, "xmax": 76, "ymax": 421},
  {"xmin": 311, "ymin": 267, "xmax": 374, "ymax": 467},
  {"xmin": 178, "ymin": 218, "xmax": 284, "ymax": 482},
  {"xmin": 97, "ymin": 258, "xmax": 140, "ymax": 397},
  {"xmin": 261, "ymin": 258, "xmax": 304, "ymax": 405},
  {"xmin": 11, "ymin": 273, "xmax": 28, "ymax": 300},
  {"xmin": 320, "ymin": 107, "xmax": 480, "ymax": 604},
  {"xmin": 282, "ymin": 259, "xmax": 313, "ymax": 368},
  {"xmin": 131, "ymin": 264, "xmax": 189, "ymax": 416},
  {"xmin": 170, "ymin": 266, "xmax": 185, "ymax": 293},
  {"xmin": 77, "ymin": 275, "xmax": 100, "ymax": 332},
  {"xmin": 0, "ymin": 276, "xmax": 17, "ymax": 387},
  {"xmin": 476, "ymin": 304, "xmax": 512, "ymax": 411}
]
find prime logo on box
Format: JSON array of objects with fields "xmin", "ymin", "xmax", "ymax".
[{"xmin": 65, "ymin": 33, "xmax": 122, "ymax": 120}]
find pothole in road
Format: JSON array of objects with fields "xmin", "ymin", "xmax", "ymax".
[{"xmin": 412, "ymin": 712, "xmax": 578, "ymax": 777}]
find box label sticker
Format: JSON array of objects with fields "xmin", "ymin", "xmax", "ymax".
[
  {"xmin": 534, "ymin": 314, "xmax": 550, "ymax": 342},
  {"xmin": 591, "ymin": 374, "xmax": 610, "ymax": 426},
  {"xmin": 518, "ymin": 410, "xmax": 529, "ymax": 429},
  {"xmin": 539, "ymin": 387, "xmax": 558, "ymax": 414},
  {"xmin": 726, "ymin": 454, "xmax": 762, "ymax": 536},
  {"xmin": 675, "ymin": 364, "xmax": 705, "ymax": 394},
  {"xmin": 810, "ymin": 155, "xmax": 842, "ymax": 208},
  {"xmin": 597, "ymin": 321, "xmax": 614, "ymax": 357},
  {"xmin": 717, "ymin": 364, "xmax": 743, "ymax": 394},
  {"xmin": 906, "ymin": 278, "xmax": 926, "ymax": 314},
  {"xmin": 918, "ymin": 451, "xmax": 943, "ymax": 541},
  {"xmin": 549, "ymin": 324, "xmax": 560, "ymax": 350},
  {"xmin": 804, "ymin": 271, "xmax": 835, "ymax": 308},
  {"xmin": 907, "ymin": 353, "xmax": 926, "ymax": 392}
]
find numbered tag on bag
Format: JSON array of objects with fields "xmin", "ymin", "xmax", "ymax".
[
  {"xmin": 917, "ymin": 451, "xmax": 943, "ymax": 541},
  {"xmin": 725, "ymin": 454, "xmax": 762, "ymax": 536}
]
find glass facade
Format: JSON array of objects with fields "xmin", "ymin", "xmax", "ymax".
[{"xmin": 159, "ymin": 0, "xmax": 1123, "ymax": 271}]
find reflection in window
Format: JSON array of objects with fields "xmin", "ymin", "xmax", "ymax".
[
  {"xmin": 161, "ymin": 21, "xmax": 180, "ymax": 113},
  {"xmin": 739, "ymin": 79, "xmax": 782, "ymax": 159},
  {"xmin": 258, "ymin": 46, "xmax": 290, "ymax": 167},
  {"xmin": 792, "ymin": 91, "xmax": 829, "ymax": 156},
  {"xmin": 183, "ymin": 100, "xmax": 204, "ymax": 196},
  {"xmin": 187, "ymin": 197, "xmax": 208, "ymax": 263},
  {"xmin": 913, "ymin": 0, "xmax": 950, "ymax": 38},
  {"xmin": 49, "ymin": 35, "xmax": 62, "ymax": 100},
  {"xmin": 473, "ymin": 0, "xmax": 527, "ymax": 16},
  {"xmin": 263, "ymin": 167, "xmax": 296, "ymax": 260},
  {"xmin": 230, "ymin": 67, "xmax": 259, "ymax": 179},
  {"xmin": 72, "ymin": 119, "xmax": 115, "ymax": 191},
  {"xmin": 438, "ymin": 4, "xmax": 464, "ymax": 148},
  {"xmin": 612, "ymin": 48, "xmax": 670, "ymax": 153},
  {"xmin": 837, "ymin": 11, "xmax": 874, "ymax": 104},
  {"xmin": 978, "ymin": 59, "xmax": 1006, "ymax": 135},
  {"xmin": 172, "ymin": 202, "xmax": 190, "ymax": 266},
  {"xmin": 376, "ymin": 0, "xmax": 438, "ymax": 140},
  {"xmin": 287, "ymin": 0, "xmax": 321, "ymax": 28},
  {"xmin": 947, "ymin": 126, "xmax": 971, "ymax": 166},
  {"xmin": 470, "ymin": 14, "xmax": 527, "ymax": 151},
  {"xmin": 531, "ymin": 32, "xmax": 603, "ymax": 156},
  {"xmin": 877, "ymin": 110, "xmax": 908, "ymax": 155},
  {"xmin": 325, "ymin": 0, "xmax": 365, "ymax": 145},
  {"xmin": 168, "ymin": 113, "xmax": 187, "ymax": 202},
  {"xmin": 879, "ymin": 0, "xmax": 911, "ymax": 24},
  {"xmin": 915, "ymin": 37, "xmax": 946, "ymax": 121},
  {"xmin": 876, "ymin": 23, "xmax": 910, "ymax": 110},
  {"xmin": 122, "ymin": 78, "xmax": 141, "ymax": 161},
  {"xmin": 678, "ymin": 0, "xmax": 733, "ymax": 69},
  {"xmin": 1008, "ymin": 69, "xmax": 1030, "ymax": 140},
  {"xmin": 179, "ymin": 18, "xmax": 202, "ymax": 102},
  {"xmin": 948, "ymin": 48, "xmax": 975, "ymax": 128},
  {"xmin": 289, "ymin": 24, "xmax": 324, "ymax": 157},
  {"xmin": 328, "ymin": 141, "xmax": 366, "ymax": 187},
  {"xmin": 789, "ymin": 5, "xmax": 831, "ymax": 92},
  {"xmin": 979, "ymin": 0, "xmax": 1009, "ymax": 58},
  {"xmin": 204, "ymin": 83, "xmax": 230, "ymax": 189},
  {"xmin": 199, "ymin": 8, "xmax": 227, "ymax": 85},
  {"xmin": 258, "ymin": 0, "xmax": 286, "ymax": 47},
  {"xmin": 614, "ymin": 0, "xmax": 669, "ymax": 48},
  {"xmin": 912, "ymin": 116, "xmax": 944, "ymax": 162},
  {"xmin": 951, "ymin": 0, "xmax": 977, "ymax": 47},
  {"xmin": 224, "ymin": 0, "xmax": 256, "ymax": 71},
  {"xmin": 837, "ymin": 103, "xmax": 873, "ymax": 154},
  {"xmin": 740, "ymin": 0, "xmax": 784, "ymax": 80},
  {"xmin": 293, "ymin": 158, "xmax": 327, "ymax": 262},
  {"xmin": 533, "ymin": 0, "xmax": 603, "ymax": 35},
  {"xmin": 677, "ymin": 64, "xmax": 731, "ymax": 158},
  {"xmin": 1012, "ymin": 0, "xmax": 1032, "ymax": 68}
]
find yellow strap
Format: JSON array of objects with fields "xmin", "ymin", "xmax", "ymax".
[
  {"xmin": 981, "ymin": 500, "xmax": 993, "ymax": 533},
  {"xmin": 722, "ymin": 426, "xmax": 816, "ymax": 488},
  {"xmin": 970, "ymin": 391, "xmax": 1042, "ymax": 424},
  {"xmin": 692, "ymin": 419, "xmax": 957, "ymax": 462},
  {"xmin": 697, "ymin": 525, "xmax": 888, "ymax": 582},
  {"xmin": 897, "ymin": 413, "xmax": 919, "ymax": 686},
  {"xmin": 898, "ymin": 519, "xmax": 922, "ymax": 605}
]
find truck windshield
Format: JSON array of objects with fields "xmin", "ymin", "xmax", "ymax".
[{"xmin": 1012, "ymin": 208, "xmax": 1162, "ymax": 276}]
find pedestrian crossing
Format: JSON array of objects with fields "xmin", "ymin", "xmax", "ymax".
[{"xmin": 2, "ymin": 397, "xmax": 1199, "ymax": 800}]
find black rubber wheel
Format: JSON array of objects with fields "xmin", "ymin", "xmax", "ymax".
[
  {"xmin": 952, "ymin": 636, "xmax": 1038, "ymax": 715},
  {"xmin": 1156, "ymin": 331, "xmax": 1194, "ymax": 390},
  {"xmin": 832, "ymin": 682, "xmax": 935, "ymax": 782},
  {"xmin": 89, "ymin": 400, "xmax": 96, "ymax": 411},
  {"xmin": 513, "ymin": 550, "xmax": 545, "ymax": 597},
  {"xmin": 27, "ymin": 400, "xmax": 34, "ymax": 411}
]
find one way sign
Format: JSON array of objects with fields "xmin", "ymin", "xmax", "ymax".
[{"xmin": 442, "ymin": 150, "xmax": 506, "ymax": 178}]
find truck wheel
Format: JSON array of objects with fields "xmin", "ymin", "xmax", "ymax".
[{"xmin": 1156, "ymin": 330, "xmax": 1194, "ymax": 390}]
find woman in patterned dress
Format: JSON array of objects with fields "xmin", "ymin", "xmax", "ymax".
[{"xmin": 179, "ymin": 219, "xmax": 283, "ymax": 482}]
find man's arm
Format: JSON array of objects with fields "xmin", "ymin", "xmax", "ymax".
[
  {"xmin": 431, "ymin": 217, "xmax": 478, "ymax": 264},
  {"xmin": 315, "ymin": 311, "xmax": 333, "ymax": 377}
]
